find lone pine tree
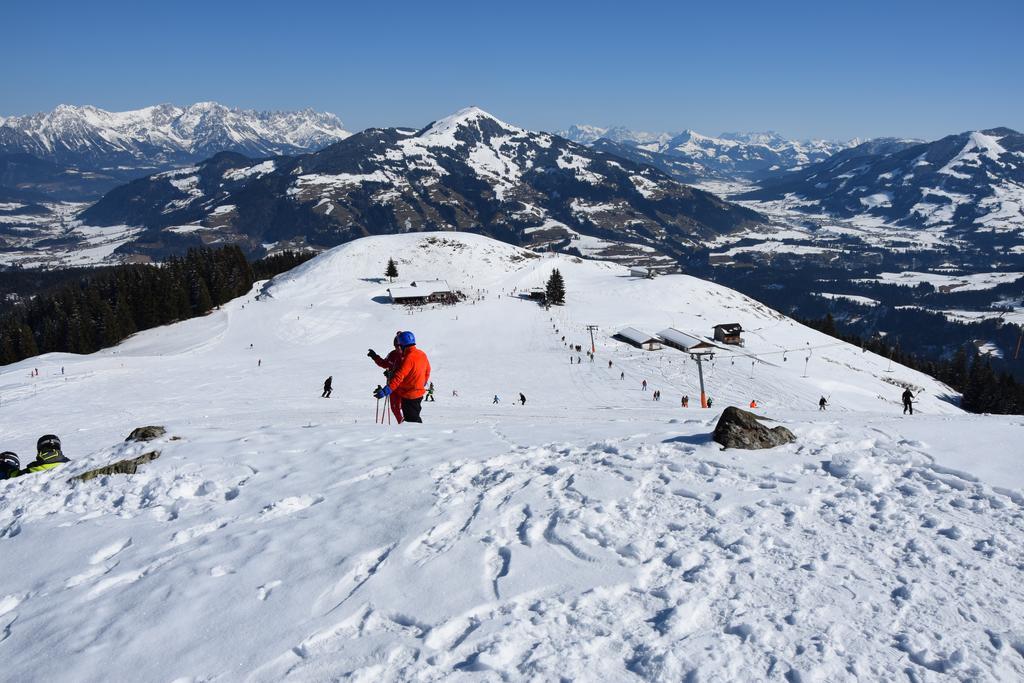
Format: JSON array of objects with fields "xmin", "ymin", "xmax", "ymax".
[
  {"xmin": 385, "ymin": 258, "xmax": 399, "ymax": 282},
  {"xmin": 546, "ymin": 268, "xmax": 565, "ymax": 305}
]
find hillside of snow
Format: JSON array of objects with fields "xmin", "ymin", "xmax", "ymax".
[{"xmin": 2, "ymin": 233, "xmax": 1023, "ymax": 681}]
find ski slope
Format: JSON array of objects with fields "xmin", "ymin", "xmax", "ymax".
[{"xmin": 2, "ymin": 233, "xmax": 1023, "ymax": 681}]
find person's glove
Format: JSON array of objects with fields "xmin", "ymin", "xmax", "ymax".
[
  {"xmin": 367, "ymin": 349, "xmax": 378, "ymax": 359},
  {"xmin": 374, "ymin": 386, "xmax": 392, "ymax": 399}
]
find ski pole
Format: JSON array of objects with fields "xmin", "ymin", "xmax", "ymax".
[{"xmin": 375, "ymin": 397, "xmax": 381, "ymax": 423}]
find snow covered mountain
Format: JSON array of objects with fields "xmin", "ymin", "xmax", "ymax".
[
  {"xmin": 0, "ymin": 102, "xmax": 350, "ymax": 172},
  {"xmin": 3, "ymin": 232, "xmax": 1021, "ymax": 681},
  {"xmin": 78, "ymin": 107, "xmax": 763, "ymax": 262},
  {"xmin": 558, "ymin": 124, "xmax": 673, "ymax": 146},
  {"xmin": 559, "ymin": 124, "xmax": 848, "ymax": 181},
  {"xmin": 740, "ymin": 128, "xmax": 1024, "ymax": 237}
]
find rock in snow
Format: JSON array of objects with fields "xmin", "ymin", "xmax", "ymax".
[
  {"xmin": 712, "ymin": 406, "xmax": 796, "ymax": 449},
  {"xmin": 125, "ymin": 426, "xmax": 167, "ymax": 442}
]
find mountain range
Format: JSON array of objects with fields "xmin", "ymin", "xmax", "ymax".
[
  {"xmin": 558, "ymin": 125, "xmax": 849, "ymax": 182},
  {"xmin": 0, "ymin": 102, "xmax": 350, "ymax": 181},
  {"xmin": 79, "ymin": 107, "xmax": 763, "ymax": 262},
  {"xmin": 739, "ymin": 128, "xmax": 1024, "ymax": 238}
]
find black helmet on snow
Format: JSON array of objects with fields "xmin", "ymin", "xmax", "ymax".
[
  {"xmin": 0, "ymin": 451, "xmax": 19, "ymax": 469},
  {"xmin": 37, "ymin": 434, "xmax": 61, "ymax": 454}
]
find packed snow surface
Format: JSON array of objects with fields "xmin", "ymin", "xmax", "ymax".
[{"xmin": 2, "ymin": 233, "xmax": 1023, "ymax": 682}]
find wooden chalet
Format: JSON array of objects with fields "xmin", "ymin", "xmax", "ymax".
[
  {"xmin": 387, "ymin": 280, "xmax": 456, "ymax": 306},
  {"xmin": 712, "ymin": 323, "xmax": 744, "ymax": 346}
]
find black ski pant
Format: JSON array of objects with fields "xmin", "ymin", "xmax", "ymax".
[
  {"xmin": 322, "ymin": 389, "xmax": 332, "ymax": 398},
  {"xmin": 402, "ymin": 397, "xmax": 424, "ymax": 423},
  {"xmin": 903, "ymin": 402, "xmax": 912, "ymax": 415}
]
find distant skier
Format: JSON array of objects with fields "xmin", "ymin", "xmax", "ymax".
[
  {"xmin": 426, "ymin": 382, "xmax": 436, "ymax": 402},
  {"xmin": 258, "ymin": 359, "xmax": 261, "ymax": 367},
  {"xmin": 570, "ymin": 356, "xmax": 574, "ymax": 364},
  {"xmin": 706, "ymin": 397, "xmax": 714, "ymax": 408},
  {"xmin": 0, "ymin": 451, "xmax": 20, "ymax": 479},
  {"xmin": 369, "ymin": 333, "xmax": 406, "ymax": 423},
  {"xmin": 620, "ymin": 371, "xmax": 625, "ymax": 380},
  {"xmin": 322, "ymin": 376, "xmax": 333, "ymax": 398},
  {"xmin": 519, "ymin": 392, "xmax": 526, "ymax": 405},
  {"xmin": 577, "ymin": 356, "xmax": 581, "ymax": 364},
  {"xmin": 373, "ymin": 331, "xmax": 431, "ymax": 424},
  {"xmin": 642, "ymin": 379, "xmax": 647, "ymax": 391},
  {"xmin": 681, "ymin": 395, "xmax": 689, "ymax": 408},
  {"xmin": 818, "ymin": 396, "xmax": 828, "ymax": 411},
  {"xmin": 608, "ymin": 360, "xmax": 613, "ymax": 369},
  {"xmin": 749, "ymin": 400, "xmax": 758, "ymax": 408},
  {"xmin": 902, "ymin": 388, "xmax": 915, "ymax": 415},
  {"xmin": 452, "ymin": 389, "xmax": 459, "ymax": 397},
  {"xmin": 493, "ymin": 395, "xmax": 500, "ymax": 404}
]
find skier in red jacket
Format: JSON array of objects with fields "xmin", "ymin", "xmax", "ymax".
[
  {"xmin": 368, "ymin": 332, "xmax": 406, "ymax": 423},
  {"xmin": 374, "ymin": 331, "xmax": 431, "ymax": 423}
]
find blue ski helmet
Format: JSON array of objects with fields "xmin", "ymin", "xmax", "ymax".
[{"xmin": 397, "ymin": 331, "xmax": 416, "ymax": 347}]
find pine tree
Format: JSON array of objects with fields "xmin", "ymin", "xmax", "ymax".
[
  {"xmin": 546, "ymin": 269, "xmax": 566, "ymax": 305},
  {"xmin": 820, "ymin": 313, "xmax": 837, "ymax": 337},
  {"xmin": 385, "ymin": 258, "xmax": 399, "ymax": 282}
]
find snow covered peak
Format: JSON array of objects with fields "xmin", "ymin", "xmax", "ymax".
[
  {"xmin": 559, "ymin": 123, "xmax": 851, "ymax": 180},
  {"xmin": 557, "ymin": 124, "xmax": 672, "ymax": 146},
  {"xmin": 0, "ymin": 102, "xmax": 351, "ymax": 170},
  {"xmin": 416, "ymin": 107, "xmax": 521, "ymax": 147}
]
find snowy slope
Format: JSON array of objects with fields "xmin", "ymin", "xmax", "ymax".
[{"xmin": 2, "ymin": 233, "xmax": 1023, "ymax": 681}]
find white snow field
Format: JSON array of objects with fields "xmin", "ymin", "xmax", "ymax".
[{"xmin": 2, "ymin": 233, "xmax": 1024, "ymax": 682}]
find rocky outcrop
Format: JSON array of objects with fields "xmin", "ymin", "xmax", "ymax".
[
  {"xmin": 712, "ymin": 406, "xmax": 796, "ymax": 450},
  {"xmin": 70, "ymin": 451, "xmax": 161, "ymax": 482},
  {"xmin": 125, "ymin": 426, "xmax": 166, "ymax": 442}
]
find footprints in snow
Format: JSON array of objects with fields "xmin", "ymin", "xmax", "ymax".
[
  {"xmin": 312, "ymin": 544, "xmax": 395, "ymax": 617},
  {"xmin": 258, "ymin": 494, "xmax": 324, "ymax": 521},
  {"xmin": 89, "ymin": 537, "xmax": 133, "ymax": 565}
]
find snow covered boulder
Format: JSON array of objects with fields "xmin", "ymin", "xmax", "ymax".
[
  {"xmin": 125, "ymin": 426, "xmax": 166, "ymax": 442},
  {"xmin": 712, "ymin": 406, "xmax": 796, "ymax": 450}
]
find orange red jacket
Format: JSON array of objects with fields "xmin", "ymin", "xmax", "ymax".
[{"xmin": 387, "ymin": 346, "xmax": 431, "ymax": 399}]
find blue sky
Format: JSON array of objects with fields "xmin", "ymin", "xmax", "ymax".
[{"xmin": 3, "ymin": 0, "xmax": 1021, "ymax": 140}]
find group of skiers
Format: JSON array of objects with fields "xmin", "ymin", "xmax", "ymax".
[
  {"xmin": 1, "ymin": 435, "xmax": 69, "ymax": 480},
  {"xmin": 816, "ymin": 390, "xmax": 916, "ymax": 414},
  {"xmin": 368, "ymin": 331, "xmax": 431, "ymax": 424},
  {"xmin": 348, "ymin": 323, "xmax": 921, "ymax": 425}
]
